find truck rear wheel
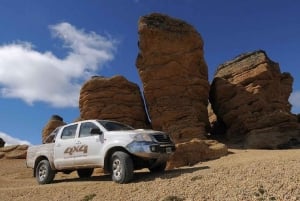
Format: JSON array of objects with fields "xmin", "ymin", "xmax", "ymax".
[
  {"xmin": 110, "ymin": 151, "xmax": 133, "ymax": 184},
  {"xmin": 77, "ymin": 168, "xmax": 94, "ymax": 178},
  {"xmin": 36, "ymin": 160, "xmax": 55, "ymax": 184}
]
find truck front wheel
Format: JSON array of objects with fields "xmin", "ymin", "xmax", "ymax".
[
  {"xmin": 36, "ymin": 160, "xmax": 55, "ymax": 184},
  {"xmin": 110, "ymin": 151, "xmax": 133, "ymax": 184}
]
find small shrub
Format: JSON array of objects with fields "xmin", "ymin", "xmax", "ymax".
[
  {"xmin": 254, "ymin": 185, "xmax": 276, "ymax": 201},
  {"xmin": 161, "ymin": 195, "xmax": 185, "ymax": 201},
  {"xmin": 81, "ymin": 193, "xmax": 96, "ymax": 201},
  {"xmin": 190, "ymin": 175, "xmax": 203, "ymax": 181}
]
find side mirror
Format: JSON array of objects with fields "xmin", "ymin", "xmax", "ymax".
[{"xmin": 90, "ymin": 128, "xmax": 103, "ymax": 135}]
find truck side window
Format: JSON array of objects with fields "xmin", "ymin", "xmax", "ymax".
[
  {"xmin": 61, "ymin": 124, "xmax": 77, "ymax": 139},
  {"xmin": 79, "ymin": 122, "xmax": 99, "ymax": 138}
]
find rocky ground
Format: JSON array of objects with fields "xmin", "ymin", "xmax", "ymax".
[{"xmin": 0, "ymin": 149, "xmax": 299, "ymax": 201}]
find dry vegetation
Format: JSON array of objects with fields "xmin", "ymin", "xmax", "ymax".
[{"xmin": 0, "ymin": 149, "xmax": 299, "ymax": 201}]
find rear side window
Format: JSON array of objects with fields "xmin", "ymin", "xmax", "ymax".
[
  {"xmin": 61, "ymin": 124, "xmax": 77, "ymax": 140},
  {"xmin": 43, "ymin": 127, "xmax": 60, "ymax": 144}
]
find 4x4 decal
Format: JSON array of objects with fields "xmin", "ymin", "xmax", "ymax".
[{"xmin": 64, "ymin": 145, "xmax": 88, "ymax": 155}]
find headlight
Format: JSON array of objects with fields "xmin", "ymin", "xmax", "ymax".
[{"xmin": 132, "ymin": 134, "xmax": 153, "ymax": 142}]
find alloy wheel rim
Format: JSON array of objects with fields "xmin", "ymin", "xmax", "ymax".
[
  {"xmin": 38, "ymin": 164, "xmax": 47, "ymax": 181},
  {"xmin": 112, "ymin": 159, "xmax": 122, "ymax": 179}
]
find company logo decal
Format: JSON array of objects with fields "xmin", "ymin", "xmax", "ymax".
[{"xmin": 64, "ymin": 145, "xmax": 88, "ymax": 155}]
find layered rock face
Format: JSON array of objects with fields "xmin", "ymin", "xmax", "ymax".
[
  {"xmin": 136, "ymin": 13, "xmax": 227, "ymax": 168},
  {"xmin": 42, "ymin": 115, "xmax": 66, "ymax": 143},
  {"xmin": 79, "ymin": 75, "xmax": 149, "ymax": 128},
  {"xmin": 210, "ymin": 50, "xmax": 300, "ymax": 148},
  {"xmin": 0, "ymin": 145, "xmax": 28, "ymax": 159}
]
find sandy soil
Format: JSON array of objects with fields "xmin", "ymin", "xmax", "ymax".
[{"xmin": 0, "ymin": 149, "xmax": 299, "ymax": 201}]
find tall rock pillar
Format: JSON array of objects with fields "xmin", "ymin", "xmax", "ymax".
[{"xmin": 136, "ymin": 13, "xmax": 227, "ymax": 168}]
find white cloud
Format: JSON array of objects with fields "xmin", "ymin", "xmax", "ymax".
[
  {"xmin": 289, "ymin": 90, "xmax": 300, "ymax": 114},
  {"xmin": 0, "ymin": 132, "xmax": 31, "ymax": 146},
  {"xmin": 0, "ymin": 22, "xmax": 117, "ymax": 107}
]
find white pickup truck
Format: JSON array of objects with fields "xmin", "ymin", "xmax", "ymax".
[{"xmin": 26, "ymin": 119, "xmax": 175, "ymax": 184}]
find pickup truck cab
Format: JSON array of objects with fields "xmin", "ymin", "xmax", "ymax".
[{"xmin": 26, "ymin": 119, "xmax": 175, "ymax": 184}]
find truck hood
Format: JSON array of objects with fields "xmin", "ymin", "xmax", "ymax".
[{"xmin": 107, "ymin": 129, "xmax": 165, "ymax": 135}]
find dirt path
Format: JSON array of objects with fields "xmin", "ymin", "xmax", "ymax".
[{"xmin": 0, "ymin": 149, "xmax": 299, "ymax": 201}]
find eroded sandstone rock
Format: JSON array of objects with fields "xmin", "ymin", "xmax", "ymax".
[
  {"xmin": 42, "ymin": 115, "xmax": 66, "ymax": 143},
  {"xmin": 79, "ymin": 75, "xmax": 149, "ymax": 128},
  {"xmin": 0, "ymin": 145, "xmax": 28, "ymax": 159},
  {"xmin": 167, "ymin": 139, "xmax": 228, "ymax": 169},
  {"xmin": 136, "ymin": 13, "xmax": 227, "ymax": 167},
  {"xmin": 209, "ymin": 50, "xmax": 300, "ymax": 148}
]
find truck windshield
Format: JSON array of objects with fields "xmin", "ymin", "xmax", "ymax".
[{"xmin": 97, "ymin": 120, "xmax": 134, "ymax": 131}]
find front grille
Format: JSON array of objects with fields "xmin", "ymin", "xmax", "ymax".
[{"xmin": 153, "ymin": 134, "xmax": 172, "ymax": 143}]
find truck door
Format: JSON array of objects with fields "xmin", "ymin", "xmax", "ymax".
[
  {"xmin": 53, "ymin": 123, "xmax": 78, "ymax": 169},
  {"xmin": 74, "ymin": 121, "xmax": 103, "ymax": 167}
]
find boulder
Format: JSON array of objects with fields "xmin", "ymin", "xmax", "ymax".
[
  {"xmin": 136, "ymin": 13, "xmax": 227, "ymax": 167},
  {"xmin": 42, "ymin": 115, "xmax": 66, "ymax": 143},
  {"xmin": 0, "ymin": 145, "xmax": 18, "ymax": 152},
  {"xmin": 167, "ymin": 139, "xmax": 228, "ymax": 169},
  {"xmin": 209, "ymin": 50, "xmax": 300, "ymax": 148},
  {"xmin": 0, "ymin": 138, "xmax": 5, "ymax": 147},
  {"xmin": 0, "ymin": 145, "xmax": 28, "ymax": 159},
  {"xmin": 5, "ymin": 150, "xmax": 27, "ymax": 159},
  {"xmin": 79, "ymin": 75, "xmax": 149, "ymax": 128}
]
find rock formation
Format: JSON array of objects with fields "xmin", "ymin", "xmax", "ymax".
[
  {"xmin": 0, "ymin": 138, "xmax": 5, "ymax": 147},
  {"xmin": 42, "ymin": 115, "xmax": 66, "ymax": 143},
  {"xmin": 0, "ymin": 145, "xmax": 28, "ymax": 159},
  {"xmin": 136, "ymin": 13, "xmax": 227, "ymax": 168},
  {"xmin": 79, "ymin": 75, "xmax": 149, "ymax": 128},
  {"xmin": 209, "ymin": 50, "xmax": 300, "ymax": 148}
]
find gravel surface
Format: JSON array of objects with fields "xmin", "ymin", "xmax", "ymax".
[{"xmin": 0, "ymin": 149, "xmax": 299, "ymax": 201}]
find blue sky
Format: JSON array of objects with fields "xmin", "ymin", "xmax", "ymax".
[{"xmin": 0, "ymin": 0, "xmax": 299, "ymax": 145}]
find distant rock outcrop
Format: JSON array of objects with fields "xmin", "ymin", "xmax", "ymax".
[
  {"xmin": 42, "ymin": 115, "xmax": 66, "ymax": 143},
  {"xmin": 79, "ymin": 75, "xmax": 149, "ymax": 128},
  {"xmin": 209, "ymin": 50, "xmax": 300, "ymax": 148},
  {"xmin": 0, "ymin": 138, "xmax": 5, "ymax": 147},
  {"xmin": 136, "ymin": 13, "xmax": 227, "ymax": 168},
  {"xmin": 0, "ymin": 145, "xmax": 28, "ymax": 159}
]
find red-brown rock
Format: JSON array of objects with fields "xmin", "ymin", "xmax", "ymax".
[
  {"xmin": 0, "ymin": 145, "xmax": 29, "ymax": 159},
  {"xmin": 136, "ymin": 13, "xmax": 227, "ymax": 167},
  {"xmin": 42, "ymin": 115, "xmax": 66, "ymax": 143},
  {"xmin": 167, "ymin": 139, "xmax": 228, "ymax": 169},
  {"xmin": 79, "ymin": 75, "xmax": 149, "ymax": 128},
  {"xmin": 209, "ymin": 50, "xmax": 300, "ymax": 148}
]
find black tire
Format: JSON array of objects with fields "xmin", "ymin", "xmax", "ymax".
[
  {"xmin": 110, "ymin": 151, "xmax": 134, "ymax": 184},
  {"xmin": 149, "ymin": 162, "xmax": 167, "ymax": 173},
  {"xmin": 77, "ymin": 168, "xmax": 94, "ymax": 178},
  {"xmin": 35, "ymin": 160, "xmax": 55, "ymax": 184}
]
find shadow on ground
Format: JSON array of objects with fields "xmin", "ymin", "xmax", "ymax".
[{"xmin": 53, "ymin": 166, "xmax": 210, "ymax": 184}]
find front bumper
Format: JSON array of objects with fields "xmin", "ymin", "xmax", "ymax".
[{"xmin": 126, "ymin": 141, "xmax": 176, "ymax": 158}]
